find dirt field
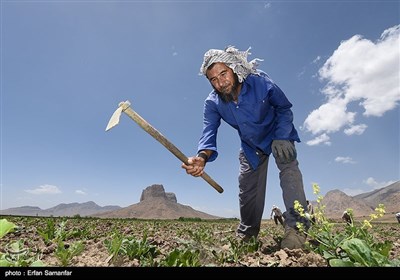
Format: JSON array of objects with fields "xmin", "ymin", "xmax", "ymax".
[{"xmin": 1, "ymin": 215, "xmax": 399, "ymax": 268}]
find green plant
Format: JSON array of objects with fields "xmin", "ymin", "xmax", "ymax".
[
  {"xmin": 295, "ymin": 183, "xmax": 400, "ymax": 267},
  {"xmin": 0, "ymin": 240, "xmax": 45, "ymax": 267},
  {"xmin": 123, "ymin": 233, "xmax": 160, "ymax": 264},
  {"xmin": 212, "ymin": 236, "xmax": 260, "ymax": 264},
  {"xmin": 161, "ymin": 248, "xmax": 201, "ymax": 267},
  {"xmin": 104, "ymin": 232, "xmax": 124, "ymax": 264},
  {"xmin": 0, "ymin": 219, "xmax": 16, "ymax": 238},
  {"xmin": 36, "ymin": 218, "xmax": 56, "ymax": 245},
  {"xmin": 55, "ymin": 240, "xmax": 84, "ymax": 266}
]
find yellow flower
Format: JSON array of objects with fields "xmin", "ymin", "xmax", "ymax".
[
  {"xmin": 294, "ymin": 200, "xmax": 305, "ymax": 217},
  {"xmin": 363, "ymin": 220, "xmax": 372, "ymax": 228},
  {"xmin": 370, "ymin": 214, "xmax": 378, "ymax": 220},
  {"xmin": 312, "ymin": 183, "xmax": 320, "ymax": 195},
  {"xmin": 375, "ymin": 204, "xmax": 386, "ymax": 216}
]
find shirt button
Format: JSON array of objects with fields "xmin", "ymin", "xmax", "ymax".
[{"xmin": 236, "ymin": 106, "xmax": 239, "ymax": 108}]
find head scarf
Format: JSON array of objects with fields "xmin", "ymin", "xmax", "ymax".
[{"xmin": 199, "ymin": 46, "xmax": 263, "ymax": 83}]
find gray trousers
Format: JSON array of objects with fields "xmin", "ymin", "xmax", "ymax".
[{"xmin": 236, "ymin": 150, "xmax": 309, "ymax": 238}]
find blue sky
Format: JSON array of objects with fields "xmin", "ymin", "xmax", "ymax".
[{"xmin": 1, "ymin": 0, "xmax": 399, "ymax": 219}]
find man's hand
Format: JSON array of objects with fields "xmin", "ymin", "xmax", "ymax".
[
  {"xmin": 271, "ymin": 140, "xmax": 297, "ymax": 164},
  {"xmin": 181, "ymin": 156, "xmax": 206, "ymax": 177}
]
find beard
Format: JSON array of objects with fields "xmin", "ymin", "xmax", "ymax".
[{"xmin": 214, "ymin": 74, "xmax": 241, "ymax": 103}]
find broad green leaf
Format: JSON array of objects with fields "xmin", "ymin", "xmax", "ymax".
[
  {"xmin": 30, "ymin": 260, "xmax": 46, "ymax": 267},
  {"xmin": 0, "ymin": 259, "xmax": 12, "ymax": 267},
  {"xmin": 329, "ymin": 258, "xmax": 354, "ymax": 267},
  {"xmin": 0, "ymin": 219, "xmax": 16, "ymax": 239},
  {"xmin": 342, "ymin": 238, "xmax": 376, "ymax": 266}
]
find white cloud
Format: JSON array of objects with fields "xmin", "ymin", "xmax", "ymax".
[
  {"xmin": 25, "ymin": 184, "xmax": 61, "ymax": 195},
  {"xmin": 344, "ymin": 124, "xmax": 367, "ymax": 135},
  {"xmin": 335, "ymin": 156, "xmax": 356, "ymax": 164},
  {"xmin": 75, "ymin": 190, "xmax": 87, "ymax": 195},
  {"xmin": 342, "ymin": 177, "xmax": 397, "ymax": 196},
  {"xmin": 342, "ymin": 188, "xmax": 366, "ymax": 196},
  {"xmin": 312, "ymin": 56, "xmax": 321, "ymax": 64},
  {"xmin": 363, "ymin": 177, "xmax": 397, "ymax": 190},
  {"xmin": 264, "ymin": 2, "xmax": 271, "ymax": 9},
  {"xmin": 302, "ymin": 25, "xmax": 400, "ymax": 143},
  {"xmin": 171, "ymin": 45, "xmax": 178, "ymax": 56},
  {"xmin": 303, "ymin": 98, "xmax": 356, "ymax": 135},
  {"xmin": 306, "ymin": 133, "xmax": 331, "ymax": 146}
]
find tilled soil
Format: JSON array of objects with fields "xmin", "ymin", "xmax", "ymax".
[{"xmin": 1, "ymin": 216, "xmax": 399, "ymax": 268}]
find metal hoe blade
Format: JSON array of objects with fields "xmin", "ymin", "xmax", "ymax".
[
  {"xmin": 105, "ymin": 100, "xmax": 224, "ymax": 193},
  {"xmin": 105, "ymin": 106, "xmax": 123, "ymax": 131}
]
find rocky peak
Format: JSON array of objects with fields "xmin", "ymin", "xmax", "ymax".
[
  {"xmin": 166, "ymin": 192, "xmax": 177, "ymax": 203},
  {"xmin": 140, "ymin": 184, "xmax": 177, "ymax": 203}
]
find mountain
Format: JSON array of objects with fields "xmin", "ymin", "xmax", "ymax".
[
  {"xmin": 0, "ymin": 201, "xmax": 121, "ymax": 217},
  {"xmin": 353, "ymin": 181, "xmax": 400, "ymax": 213},
  {"xmin": 94, "ymin": 184, "xmax": 221, "ymax": 220},
  {"xmin": 319, "ymin": 190, "xmax": 375, "ymax": 219},
  {"xmin": 2, "ymin": 181, "xmax": 398, "ymax": 220},
  {"xmin": 0, "ymin": 184, "xmax": 220, "ymax": 219},
  {"xmin": 318, "ymin": 181, "xmax": 400, "ymax": 218},
  {"xmin": 0, "ymin": 206, "xmax": 43, "ymax": 216}
]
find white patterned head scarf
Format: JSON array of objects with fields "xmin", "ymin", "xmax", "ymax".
[{"xmin": 199, "ymin": 46, "xmax": 263, "ymax": 83}]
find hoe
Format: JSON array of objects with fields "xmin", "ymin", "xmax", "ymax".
[{"xmin": 105, "ymin": 100, "xmax": 223, "ymax": 193}]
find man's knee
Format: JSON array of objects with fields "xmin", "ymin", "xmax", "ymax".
[
  {"xmin": 274, "ymin": 155, "xmax": 296, "ymax": 165},
  {"xmin": 275, "ymin": 158, "xmax": 301, "ymax": 173}
]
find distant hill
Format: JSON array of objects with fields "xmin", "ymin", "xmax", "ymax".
[
  {"xmin": 2, "ymin": 182, "xmax": 398, "ymax": 220},
  {"xmin": 0, "ymin": 201, "xmax": 121, "ymax": 217},
  {"xmin": 0, "ymin": 184, "xmax": 221, "ymax": 219},
  {"xmin": 0, "ymin": 206, "xmax": 43, "ymax": 217},
  {"xmin": 94, "ymin": 184, "xmax": 221, "ymax": 220},
  {"xmin": 319, "ymin": 190, "xmax": 375, "ymax": 218},
  {"xmin": 353, "ymin": 181, "xmax": 400, "ymax": 214},
  {"xmin": 317, "ymin": 181, "xmax": 400, "ymax": 219}
]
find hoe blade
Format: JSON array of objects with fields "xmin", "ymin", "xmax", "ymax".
[{"xmin": 105, "ymin": 106, "xmax": 123, "ymax": 131}]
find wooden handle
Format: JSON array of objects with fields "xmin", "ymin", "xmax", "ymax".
[{"xmin": 123, "ymin": 106, "xmax": 224, "ymax": 194}]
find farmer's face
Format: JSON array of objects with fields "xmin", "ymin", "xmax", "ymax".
[{"xmin": 206, "ymin": 62, "xmax": 241, "ymax": 102}]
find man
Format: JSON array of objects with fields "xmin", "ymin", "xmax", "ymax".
[
  {"xmin": 182, "ymin": 46, "xmax": 309, "ymax": 249},
  {"xmin": 270, "ymin": 205, "xmax": 284, "ymax": 226},
  {"xmin": 395, "ymin": 212, "xmax": 400, "ymax": 223},
  {"xmin": 342, "ymin": 210, "xmax": 352, "ymax": 224},
  {"xmin": 307, "ymin": 200, "xmax": 316, "ymax": 223}
]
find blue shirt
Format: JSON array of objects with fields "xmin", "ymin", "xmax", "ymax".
[{"xmin": 197, "ymin": 71, "xmax": 300, "ymax": 170}]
